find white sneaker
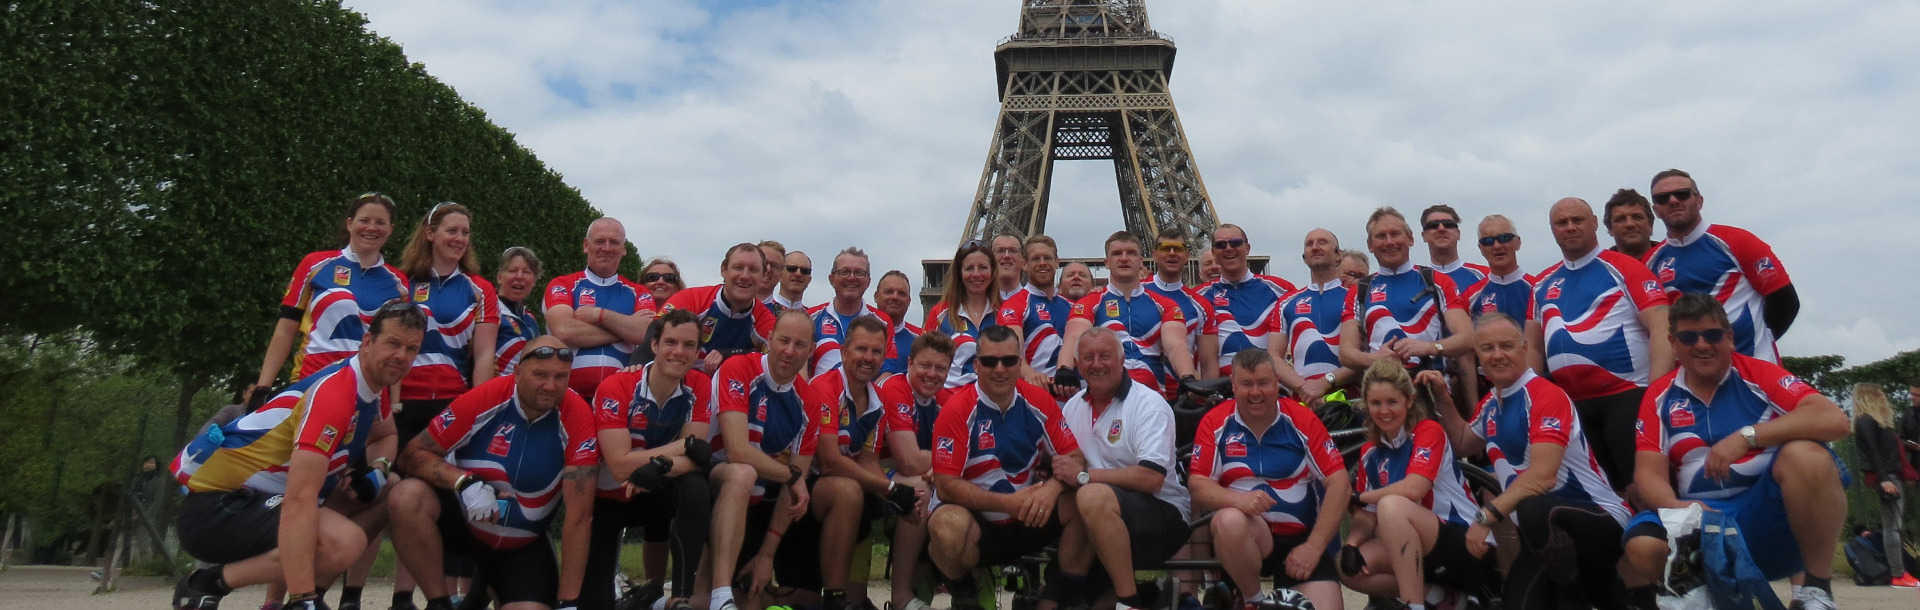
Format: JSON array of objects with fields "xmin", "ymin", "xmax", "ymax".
[{"xmin": 1793, "ymin": 587, "xmax": 1836, "ymax": 610}]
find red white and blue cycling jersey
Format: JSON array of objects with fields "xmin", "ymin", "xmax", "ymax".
[
  {"xmin": 1343, "ymin": 262, "xmax": 1467, "ymax": 356},
  {"xmin": 1534, "ymin": 249, "xmax": 1669, "ymax": 401},
  {"xmin": 1470, "ymin": 371, "xmax": 1630, "ymax": 524},
  {"xmin": 806, "ymin": 302, "xmax": 895, "ymax": 378},
  {"xmin": 930, "ymin": 382, "xmax": 1078, "ymax": 523},
  {"xmin": 925, "ymin": 303, "xmax": 996, "ymax": 388},
  {"xmin": 996, "ymin": 285, "xmax": 1073, "ymax": 375},
  {"xmin": 1200, "ymin": 272, "xmax": 1297, "ymax": 376},
  {"xmin": 1433, "ymin": 259, "xmax": 1490, "ymax": 297},
  {"xmin": 708, "ymin": 353, "xmax": 817, "ymax": 501},
  {"xmin": 1644, "ymin": 224, "xmax": 1792, "ymax": 362},
  {"xmin": 810, "ymin": 368, "xmax": 888, "ymax": 460},
  {"xmin": 1635, "ymin": 354, "xmax": 1818, "ymax": 500},
  {"xmin": 1145, "ymin": 278, "xmax": 1219, "ymax": 371},
  {"xmin": 1464, "ymin": 269, "xmax": 1536, "ymax": 324},
  {"xmin": 1189, "ymin": 399, "xmax": 1345, "ymax": 535},
  {"xmin": 881, "ymin": 320, "xmax": 922, "ymax": 376},
  {"xmin": 1356, "ymin": 419, "xmax": 1480, "ymax": 526},
  {"xmin": 425, "ymin": 375, "xmax": 598, "ymax": 549},
  {"xmin": 662, "ymin": 285, "xmax": 777, "ymax": 363},
  {"xmin": 401, "ymin": 270, "xmax": 500, "ymax": 401},
  {"xmin": 173, "ymin": 357, "xmax": 388, "ymax": 498},
  {"xmin": 879, "ymin": 374, "xmax": 951, "ymax": 459},
  {"xmin": 543, "ymin": 270, "xmax": 656, "ymax": 398},
  {"xmin": 494, "ymin": 300, "xmax": 542, "ymax": 377},
  {"xmin": 590, "ymin": 364, "xmax": 713, "ymax": 499},
  {"xmin": 1277, "ymin": 280, "xmax": 1348, "ymax": 382},
  {"xmin": 278, "ymin": 249, "xmax": 409, "ymax": 381},
  {"xmin": 1071, "ymin": 286, "xmax": 1185, "ymax": 392}
]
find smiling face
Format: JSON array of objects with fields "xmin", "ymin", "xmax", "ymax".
[
  {"xmin": 875, "ymin": 274, "xmax": 912, "ymax": 325},
  {"xmin": 1363, "ymin": 381, "xmax": 1412, "ymax": 438},
  {"xmin": 907, "ymin": 348, "xmax": 952, "ymax": 400},
  {"xmin": 975, "ymin": 334, "xmax": 1021, "ymax": 399},
  {"xmin": 642, "ymin": 261, "xmax": 680, "ymax": 302},
  {"xmin": 830, "ymin": 252, "xmax": 869, "ymax": 303},
  {"xmin": 721, "ymin": 248, "xmax": 764, "ymax": 304},
  {"xmin": 1231, "ymin": 359, "xmax": 1279, "ymax": 420},
  {"xmin": 991, "ymin": 236, "xmax": 1023, "ymax": 281},
  {"xmin": 1212, "ymin": 225, "xmax": 1250, "ymax": 277},
  {"xmin": 1366, "ymin": 216, "xmax": 1414, "ymax": 269},
  {"xmin": 1198, "ymin": 250, "xmax": 1221, "ymax": 283},
  {"xmin": 650, "ymin": 320, "xmax": 701, "ymax": 382},
  {"xmin": 783, "ymin": 252, "xmax": 813, "ymax": 296},
  {"xmin": 1025, "ymin": 242, "xmax": 1059, "ymax": 291},
  {"xmin": 1474, "ymin": 318, "xmax": 1527, "ymax": 388},
  {"xmin": 428, "ymin": 211, "xmax": 471, "ymax": 267},
  {"xmin": 346, "ymin": 202, "xmax": 394, "ymax": 256},
  {"xmin": 1671, "ymin": 315, "xmax": 1735, "ymax": 382},
  {"xmin": 842, "ymin": 325, "xmax": 888, "ymax": 387},
  {"xmin": 1060, "ymin": 263, "xmax": 1094, "ymax": 300},
  {"xmin": 583, "ymin": 219, "xmax": 627, "ymax": 277},
  {"xmin": 959, "ymin": 251, "xmax": 994, "ymax": 299},
  {"xmin": 759, "ymin": 246, "xmax": 785, "ymax": 295},
  {"xmin": 1076, "ymin": 331, "xmax": 1125, "ymax": 396},
  {"xmin": 766, "ymin": 313, "xmax": 813, "ymax": 383}
]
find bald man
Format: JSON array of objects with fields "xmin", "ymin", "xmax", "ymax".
[
  {"xmin": 547, "ymin": 218, "xmax": 657, "ymax": 398},
  {"xmin": 1272, "ymin": 229, "xmax": 1357, "ymax": 404}
]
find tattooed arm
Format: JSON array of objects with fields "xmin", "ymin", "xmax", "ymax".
[
  {"xmin": 400, "ymin": 434, "xmax": 464, "ymax": 490},
  {"xmin": 556, "ymin": 465, "xmax": 597, "ymax": 602}
]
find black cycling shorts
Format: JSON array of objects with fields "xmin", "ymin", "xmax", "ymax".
[
  {"xmin": 179, "ymin": 489, "xmax": 285, "ymax": 564},
  {"xmin": 974, "ymin": 511, "xmax": 1064, "ymax": 567},
  {"xmin": 431, "ymin": 487, "xmax": 557, "ymax": 606},
  {"xmin": 1260, "ymin": 533, "xmax": 1339, "ymax": 588}
]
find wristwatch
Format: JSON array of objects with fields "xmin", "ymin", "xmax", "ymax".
[
  {"xmin": 1431, "ymin": 342, "xmax": 1444, "ymax": 357},
  {"xmin": 1739, "ymin": 425, "xmax": 1758, "ymax": 448},
  {"xmin": 1476, "ymin": 507, "xmax": 1501, "ymax": 526},
  {"xmin": 1075, "ymin": 470, "xmax": 1091, "ymax": 486}
]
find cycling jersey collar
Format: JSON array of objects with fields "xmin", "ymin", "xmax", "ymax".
[
  {"xmin": 839, "ymin": 368, "xmax": 884, "ymax": 417},
  {"xmin": 1494, "ymin": 369, "xmax": 1539, "ymax": 400},
  {"xmin": 1303, "ymin": 278, "xmax": 1343, "ymax": 292},
  {"xmin": 1104, "ymin": 284, "xmax": 1147, "ymax": 299},
  {"xmin": 1150, "ymin": 276, "xmax": 1186, "ymax": 292},
  {"xmin": 1379, "ymin": 424, "xmax": 1413, "ymax": 448},
  {"xmin": 346, "ymin": 355, "xmax": 380, "ymax": 402},
  {"xmin": 976, "ymin": 384, "xmax": 1016, "ymax": 412},
  {"xmin": 1378, "ymin": 260, "xmax": 1418, "ymax": 276},
  {"xmin": 637, "ymin": 363, "xmax": 690, "ymax": 406},
  {"xmin": 1023, "ymin": 283, "xmax": 1057, "ymax": 299},
  {"xmin": 339, "ymin": 247, "xmax": 385, "ymax": 269},
  {"xmin": 1670, "ymin": 363, "xmax": 1735, "ymax": 406},
  {"xmin": 1666, "ymin": 222, "xmax": 1713, "ymax": 248},
  {"xmin": 1431, "ymin": 257, "xmax": 1467, "ymax": 273},
  {"xmin": 1488, "ymin": 268, "xmax": 1527, "ymax": 285},
  {"xmin": 999, "ymin": 287, "xmax": 1022, "ymax": 301},
  {"xmin": 1560, "ymin": 246, "xmax": 1601, "ymax": 271},
  {"xmin": 1221, "ymin": 269, "xmax": 1257, "ymax": 288},
  {"xmin": 582, "ymin": 267, "xmax": 620, "ymax": 287},
  {"xmin": 511, "ymin": 386, "xmax": 556, "ymax": 424},
  {"xmin": 771, "ymin": 294, "xmax": 806, "ymax": 311},
  {"xmin": 760, "ymin": 353, "xmax": 797, "ymax": 392}
]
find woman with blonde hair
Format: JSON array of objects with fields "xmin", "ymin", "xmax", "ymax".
[{"xmin": 1853, "ymin": 382, "xmax": 1920, "ymax": 587}]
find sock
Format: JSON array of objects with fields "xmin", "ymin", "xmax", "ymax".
[
  {"xmin": 315, "ymin": 585, "xmax": 329, "ymax": 600},
  {"xmin": 1803, "ymin": 576, "xmax": 1831, "ymax": 594},
  {"xmin": 1790, "ymin": 584, "xmax": 1802, "ymax": 598},
  {"xmin": 394, "ymin": 591, "xmax": 415, "ymax": 607},
  {"xmin": 341, "ymin": 586, "xmax": 363, "ymax": 605},
  {"xmin": 1405, "ymin": 604, "xmax": 1426, "ymax": 610},
  {"xmin": 189, "ymin": 566, "xmax": 234, "ymax": 596},
  {"xmin": 823, "ymin": 588, "xmax": 848, "ymax": 609},
  {"xmin": 1245, "ymin": 591, "xmax": 1271, "ymax": 603},
  {"xmin": 711, "ymin": 586, "xmax": 735, "ymax": 609}
]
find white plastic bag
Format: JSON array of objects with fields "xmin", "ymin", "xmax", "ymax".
[{"xmin": 1653, "ymin": 506, "xmax": 1709, "ymax": 610}]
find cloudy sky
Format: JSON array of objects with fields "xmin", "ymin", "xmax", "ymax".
[{"xmin": 342, "ymin": 0, "xmax": 1919, "ymax": 366}]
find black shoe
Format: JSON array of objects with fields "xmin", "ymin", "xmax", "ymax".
[
  {"xmin": 338, "ymin": 602, "xmax": 359, "ymax": 610},
  {"xmin": 173, "ymin": 570, "xmax": 225, "ymax": 610},
  {"xmin": 388, "ymin": 601, "xmax": 421, "ymax": 610}
]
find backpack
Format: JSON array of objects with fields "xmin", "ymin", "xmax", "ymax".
[{"xmin": 1845, "ymin": 533, "xmax": 1892, "ymax": 586}]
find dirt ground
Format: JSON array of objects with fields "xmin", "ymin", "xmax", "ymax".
[{"xmin": 4, "ymin": 565, "xmax": 1916, "ymax": 609}]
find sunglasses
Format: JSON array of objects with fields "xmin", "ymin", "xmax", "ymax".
[
  {"xmin": 642, "ymin": 272, "xmax": 679, "ymax": 284},
  {"xmin": 425, "ymin": 200, "xmax": 461, "ymax": 222},
  {"xmin": 1156, "ymin": 243, "xmax": 1187, "ymax": 253},
  {"xmin": 1211, "ymin": 238, "xmax": 1246, "ymax": 250},
  {"xmin": 1423, "ymin": 219, "xmax": 1459, "ymax": 231},
  {"xmin": 375, "ymin": 298, "xmax": 418, "ymax": 315},
  {"xmin": 975, "ymin": 355, "xmax": 1021, "ymax": 369},
  {"xmin": 1673, "ymin": 328, "xmax": 1728, "ymax": 346},
  {"xmin": 1477, "ymin": 233, "xmax": 1518, "ymax": 247},
  {"xmin": 786, "ymin": 265, "xmax": 812, "ymax": 276},
  {"xmin": 1652, "ymin": 188, "xmax": 1695, "ymax": 205},
  {"xmin": 523, "ymin": 346, "xmax": 576, "ymax": 362}
]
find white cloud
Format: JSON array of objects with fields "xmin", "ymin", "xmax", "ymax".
[{"xmin": 344, "ymin": 0, "xmax": 1920, "ymax": 363}]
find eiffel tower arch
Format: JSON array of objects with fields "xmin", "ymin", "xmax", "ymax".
[{"xmin": 922, "ymin": 0, "xmax": 1224, "ymax": 311}]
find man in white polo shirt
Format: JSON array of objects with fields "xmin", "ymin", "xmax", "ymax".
[{"xmin": 1050, "ymin": 327, "xmax": 1191, "ymax": 610}]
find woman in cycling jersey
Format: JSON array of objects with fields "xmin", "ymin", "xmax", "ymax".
[
  {"xmin": 252, "ymin": 192, "xmax": 407, "ymax": 395},
  {"xmin": 924, "ymin": 240, "xmax": 999, "ymax": 388},
  {"xmin": 494, "ymin": 246, "xmax": 544, "ymax": 376}
]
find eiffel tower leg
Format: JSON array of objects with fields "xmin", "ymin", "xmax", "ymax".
[
  {"xmin": 1113, "ymin": 72, "xmax": 1217, "ymax": 247},
  {"xmin": 962, "ymin": 74, "xmax": 1058, "ymax": 243}
]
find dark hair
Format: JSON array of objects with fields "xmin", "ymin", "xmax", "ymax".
[
  {"xmin": 847, "ymin": 315, "xmax": 889, "ymax": 343},
  {"xmin": 1230, "ymin": 347, "xmax": 1274, "ymax": 374},
  {"xmin": 1155, "ymin": 226, "xmax": 1186, "ymax": 242},
  {"xmin": 337, "ymin": 191, "xmax": 398, "ymax": 245},
  {"xmin": 1667, "ymin": 293, "xmax": 1730, "ymax": 331},
  {"xmin": 1602, "ymin": 189, "xmax": 1653, "ymax": 229},
  {"xmin": 1650, "ymin": 168, "xmax": 1695, "ymax": 191},
  {"xmin": 1103, "ymin": 230, "xmax": 1142, "ymax": 253},
  {"xmin": 1420, "ymin": 204, "xmax": 1461, "ymax": 225},
  {"xmin": 723, "ymin": 242, "xmax": 766, "ymax": 271},
  {"xmin": 648, "ymin": 307, "xmax": 700, "ymax": 345},
  {"xmin": 368, "ymin": 302, "xmax": 427, "ymax": 336},
  {"xmin": 910, "ymin": 331, "xmax": 956, "ymax": 360},
  {"xmin": 978, "ymin": 324, "xmax": 1019, "ymax": 346},
  {"xmin": 938, "ymin": 241, "xmax": 998, "ymax": 331}
]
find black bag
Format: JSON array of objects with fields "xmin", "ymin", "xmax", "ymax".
[{"xmin": 1845, "ymin": 533, "xmax": 1892, "ymax": 586}]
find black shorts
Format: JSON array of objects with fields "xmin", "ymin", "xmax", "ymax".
[
  {"xmin": 1110, "ymin": 489, "xmax": 1189, "ymax": 567},
  {"xmin": 431, "ymin": 487, "xmax": 558, "ymax": 606},
  {"xmin": 395, "ymin": 399, "xmax": 453, "ymax": 453},
  {"xmin": 1423, "ymin": 521, "xmax": 1496, "ymax": 591},
  {"xmin": 179, "ymin": 489, "xmax": 284, "ymax": 564},
  {"xmin": 975, "ymin": 512, "xmax": 1064, "ymax": 567},
  {"xmin": 1259, "ymin": 533, "xmax": 1339, "ymax": 589}
]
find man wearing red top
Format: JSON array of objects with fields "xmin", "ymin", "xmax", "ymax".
[
  {"xmin": 807, "ymin": 315, "xmax": 917, "ymax": 610},
  {"xmin": 662, "ymin": 243, "xmax": 778, "ymax": 374},
  {"xmin": 1643, "ymin": 169, "xmax": 1800, "ymax": 363},
  {"xmin": 546, "ymin": 218, "xmax": 657, "ymax": 398},
  {"xmin": 991, "ymin": 234, "xmax": 1025, "ymax": 300}
]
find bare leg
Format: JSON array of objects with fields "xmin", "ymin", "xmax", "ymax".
[
  {"xmin": 1339, "ymin": 540, "xmax": 1398, "ymax": 598},
  {"xmin": 708, "ymin": 463, "xmax": 756, "ymax": 598},
  {"xmin": 890, "ymin": 517, "xmax": 929, "ymax": 608},
  {"xmin": 1206, "ymin": 508, "xmax": 1272, "ymax": 599},
  {"xmin": 1295, "ymin": 581, "xmax": 1344, "ymax": 610},
  {"xmin": 1373, "ymin": 495, "xmax": 1439, "ymax": 604},
  {"xmin": 813, "ymin": 476, "xmax": 865, "ymax": 590},
  {"xmin": 385, "ymin": 479, "xmax": 449, "ymax": 599},
  {"xmin": 1077, "ymin": 484, "xmax": 1144, "ymax": 598},
  {"xmin": 926, "ymin": 505, "xmax": 981, "ymax": 580},
  {"xmin": 1774, "ymin": 440, "xmax": 1844, "ymax": 580},
  {"xmin": 645, "ymin": 541, "xmax": 670, "ymax": 585}
]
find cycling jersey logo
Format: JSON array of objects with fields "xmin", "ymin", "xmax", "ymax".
[
  {"xmin": 265, "ymin": 495, "xmax": 284, "ymax": 509},
  {"xmin": 1641, "ymin": 280, "xmax": 1659, "ymax": 296},
  {"xmin": 1323, "ymin": 438, "xmax": 1339, "ymax": 456},
  {"xmin": 728, "ymin": 379, "xmax": 746, "ymax": 398},
  {"xmin": 629, "ymin": 408, "xmax": 649, "ymax": 431},
  {"xmin": 315, "ymin": 425, "xmax": 340, "ymax": 453},
  {"xmin": 579, "ymin": 290, "xmax": 597, "ymax": 307},
  {"xmin": 1544, "ymin": 278, "xmax": 1565, "ymax": 300},
  {"xmin": 1001, "ymin": 308, "xmax": 1016, "ymax": 320},
  {"xmin": 1540, "ymin": 416, "xmax": 1562, "ymax": 432},
  {"xmin": 1037, "ymin": 306, "xmax": 1051, "ymax": 322},
  {"xmin": 1106, "ymin": 419, "xmax": 1123, "ymax": 443},
  {"xmin": 1105, "ymin": 301, "xmax": 1121, "ymax": 318},
  {"xmin": 1656, "ymin": 259, "xmax": 1676, "ymax": 284},
  {"xmin": 754, "ymin": 397, "xmax": 768, "ymax": 422},
  {"xmin": 1369, "ymin": 284, "xmax": 1387, "ymax": 303},
  {"xmin": 1073, "ymin": 302, "xmax": 1088, "ymax": 317},
  {"xmin": 976, "ymin": 420, "xmax": 995, "ymax": 450},
  {"xmin": 1412, "ymin": 446, "xmax": 1433, "ymax": 466},
  {"xmin": 488, "ymin": 424, "xmax": 515, "ymax": 456},
  {"xmin": 1212, "ymin": 294, "xmax": 1229, "ymax": 307},
  {"xmin": 431, "ymin": 408, "xmax": 456, "ymax": 434},
  {"xmin": 1223, "ymin": 432, "xmax": 1247, "ymax": 457},
  {"xmin": 821, "ymin": 318, "xmax": 838, "ymax": 336},
  {"xmin": 936, "ymin": 437, "xmax": 954, "ymax": 456},
  {"xmin": 1296, "ymin": 299, "xmax": 1311, "ymax": 315},
  {"xmin": 1779, "ymin": 375, "xmax": 1807, "ymax": 392},
  {"xmin": 573, "ymin": 438, "xmax": 597, "ymax": 461},
  {"xmin": 701, "ymin": 317, "xmax": 717, "ymax": 344},
  {"xmin": 1485, "ymin": 417, "xmax": 1497, "ymax": 437},
  {"xmin": 1478, "ymin": 294, "xmax": 1497, "ymax": 313},
  {"xmin": 1755, "ymin": 257, "xmax": 1780, "ymax": 282},
  {"xmin": 600, "ymin": 398, "xmax": 619, "ymax": 416},
  {"xmin": 1669, "ymin": 405, "xmax": 1695, "ymax": 428},
  {"xmin": 413, "ymin": 283, "xmax": 431, "ymax": 303},
  {"xmin": 550, "ymin": 284, "xmax": 568, "ymax": 296}
]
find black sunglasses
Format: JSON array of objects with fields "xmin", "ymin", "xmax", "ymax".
[
  {"xmin": 786, "ymin": 265, "xmax": 812, "ymax": 276},
  {"xmin": 1211, "ymin": 237, "xmax": 1246, "ymax": 250},
  {"xmin": 1673, "ymin": 328, "xmax": 1728, "ymax": 346},
  {"xmin": 976, "ymin": 355, "xmax": 1020, "ymax": 369},
  {"xmin": 642, "ymin": 272, "xmax": 679, "ymax": 284},
  {"xmin": 523, "ymin": 346, "xmax": 576, "ymax": 362},
  {"xmin": 1477, "ymin": 233, "xmax": 1518, "ymax": 247},
  {"xmin": 1652, "ymin": 188, "xmax": 1695, "ymax": 205},
  {"xmin": 1423, "ymin": 219, "xmax": 1459, "ymax": 231}
]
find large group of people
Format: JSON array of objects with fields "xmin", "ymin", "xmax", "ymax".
[{"xmin": 168, "ymin": 168, "xmax": 1874, "ymax": 610}]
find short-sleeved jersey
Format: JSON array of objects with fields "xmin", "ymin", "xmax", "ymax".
[
  {"xmin": 708, "ymin": 353, "xmax": 817, "ymax": 468},
  {"xmin": 172, "ymin": 357, "xmax": 388, "ymax": 498},
  {"xmin": 1645, "ymin": 224, "xmax": 1792, "ymax": 362},
  {"xmin": 543, "ymin": 270, "xmax": 656, "ymax": 397},
  {"xmin": 425, "ymin": 375, "xmax": 598, "ymax": 549},
  {"xmin": 662, "ymin": 285, "xmax": 777, "ymax": 362},
  {"xmin": 401, "ymin": 270, "xmax": 500, "ymax": 401},
  {"xmin": 1071, "ymin": 286, "xmax": 1185, "ymax": 391},
  {"xmin": 806, "ymin": 302, "xmax": 895, "ymax": 378},
  {"xmin": 1145, "ymin": 278, "xmax": 1219, "ymax": 371},
  {"xmin": 278, "ymin": 249, "xmax": 410, "ymax": 381},
  {"xmin": 1276, "ymin": 281, "xmax": 1349, "ymax": 382},
  {"xmin": 881, "ymin": 320, "xmax": 922, "ymax": 376},
  {"xmin": 591, "ymin": 364, "xmax": 713, "ymax": 499},
  {"xmin": 879, "ymin": 373, "xmax": 951, "ymax": 456},
  {"xmin": 997, "ymin": 286, "xmax": 1074, "ymax": 375},
  {"xmin": 810, "ymin": 368, "xmax": 889, "ymax": 462},
  {"xmin": 1188, "ymin": 399, "xmax": 1345, "ymax": 535},
  {"xmin": 1432, "ymin": 259, "xmax": 1490, "ymax": 297},
  {"xmin": 1636, "ymin": 354, "xmax": 1819, "ymax": 500},
  {"xmin": 1534, "ymin": 249, "xmax": 1669, "ymax": 401},
  {"xmin": 768, "ymin": 294, "xmax": 806, "ymax": 316},
  {"xmin": 1062, "ymin": 380, "xmax": 1190, "ymax": 519},
  {"xmin": 1464, "ymin": 269, "xmax": 1536, "ymax": 324},
  {"xmin": 925, "ymin": 303, "xmax": 996, "ymax": 388},
  {"xmin": 494, "ymin": 300, "xmax": 542, "ymax": 377},
  {"xmin": 1470, "ymin": 371, "xmax": 1629, "ymax": 524},
  {"xmin": 1343, "ymin": 263, "xmax": 1467, "ymax": 355},
  {"xmin": 930, "ymin": 382, "xmax": 1079, "ymax": 524},
  {"xmin": 1200, "ymin": 273, "xmax": 1298, "ymax": 376},
  {"xmin": 1356, "ymin": 419, "xmax": 1480, "ymax": 526}
]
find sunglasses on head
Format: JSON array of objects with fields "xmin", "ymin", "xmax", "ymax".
[
  {"xmin": 642, "ymin": 272, "xmax": 678, "ymax": 284},
  {"xmin": 1652, "ymin": 188, "xmax": 1695, "ymax": 205},
  {"xmin": 1673, "ymin": 328, "xmax": 1728, "ymax": 346},
  {"xmin": 523, "ymin": 346, "xmax": 576, "ymax": 362},
  {"xmin": 976, "ymin": 355, "xmax": 1020, "ymax": 369},
  {"xmin": 1423, "ymin": 219, "xmax": 1459, "ymax": 231},
  {"xmin": 1211, "ymin": 237, "xmax": 1246, "ymax": 250},
  {"xmin": 375, "ymin": 298, "xmax": 417, "ymax": 315},
  {"xmin": 1477, "ymin": 233, "xmax": 1518, "ymax": 247},
  {"xmin": 786, "ymin": 265, "xmax": 812, "ymax": 276}
]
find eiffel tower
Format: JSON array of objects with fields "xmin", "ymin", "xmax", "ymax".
[{"xmin": 923, "ymin": 0, "xmax": 1222, "ymax": 309}]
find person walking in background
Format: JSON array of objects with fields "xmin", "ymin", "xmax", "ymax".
[{"xmin": 1853, "ymin": 382, "xmax": 1920, "ymax": 587}]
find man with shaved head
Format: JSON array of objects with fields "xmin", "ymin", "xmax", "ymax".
[
  {"xmin": 1463, "ymin": 214, "xmax": 1535, "ymax": 326},
  {"xmin": 1273, "ymin": 229, "xmax": 1357, "ymax": 403},
  {"xmin": 547, "ymin": 218, "xmax": 658, "ymax": 399},
  {"xmin": 1531, "ymin": 198, "xmax": 1672, "ymax": 492}
]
